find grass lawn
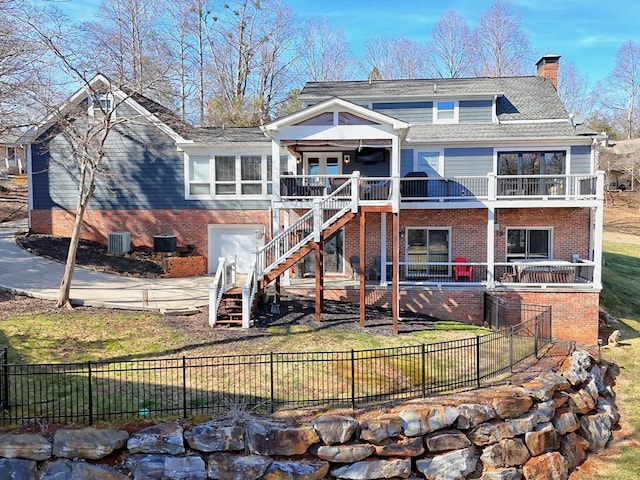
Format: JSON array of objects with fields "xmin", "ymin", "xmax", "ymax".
[
  {"xmin": 0, "ymin": 312, "xmax": 487, "ymax": 364},
  {"xmin": 582, "ymin": 240, "xmax": 640, "ymax": 479}
]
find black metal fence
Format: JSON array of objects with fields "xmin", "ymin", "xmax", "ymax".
[{"xmin": 0, "ymin": 311, "xmax": 551, "ymax": 427}]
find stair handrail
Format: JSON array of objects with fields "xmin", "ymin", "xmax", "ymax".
[
  {"xmin": 208, "ymin": 256, "xmax": 236, "ymax": 327},
  {"xmin": 256, "ymin": 175, "xmax": 357, "ymax": 276},
  {"xmin": 242, "ymin": 267, "xmax": 257, "ymax": 328}
]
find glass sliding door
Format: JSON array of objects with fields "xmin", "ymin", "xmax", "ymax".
[{"xmin": 406, "ymin": 228, "xmax": 450, "ymax": 278}]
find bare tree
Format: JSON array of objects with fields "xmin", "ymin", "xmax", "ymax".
[
  {"xmin": 298, "ymin": 17, "xmax": 354, "ymax": 82},
  {"xmin": 557, "ymin": 60, "xmax": 593, "ymax": 119},
  {"xmin": 253, "ymin": 0, "xmax": 299, "ymax": 124},
  {"xmin": 472, "ymin": 0, "xmax": 532, "ymax": 77},
  {"xmin": 363, "ymin": 36, "xmax": 431, "ymax": 80},
  {"xmin": 81, "ymin": 0, "xmax": 174, "ymax": 102},
  {"xmin": 428, "ymin": 9, "xmax": 473, "ymax": 78},
  {"xmin": 18, "ymin": 10, "xmax": 170, "ymax": 308},
  {"xmin": 204, "ymin": 0, "xmax": 266, "ymax": 126},
  {"xmin": 602, "ymin": 41, "xmax": 640, "ymax": 140},
  {"xmin": 0, "ymin": 0, "xmax": 55, "ymax": 135}
]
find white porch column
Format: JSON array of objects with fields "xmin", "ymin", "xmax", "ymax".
[
  {"xmin": 380, "ymin": 213, "xmax": 387, "ymax": 285},
  {"xmin": 271, "ymin": 139, "xmax": 282, "ymax": 201},
  {"xmin": 592, "ymin": 171, "xmax": 606, "ymax": 289},
  {"xmin": 487, "ymin": 207, "xmax": 496, "ymax": 287},
  {"xmin": 391, "ymin": 136, "xmax": 401, "ymax": 177}
]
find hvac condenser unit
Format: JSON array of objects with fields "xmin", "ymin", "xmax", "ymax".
[{"xmin": 107, "ymin": 231, "xmax": 131, "ymax": 254}]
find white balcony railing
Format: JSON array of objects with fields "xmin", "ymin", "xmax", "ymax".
[{"xmin": 278, "ymin": 173, "xmax": 603, "ymax": 203}]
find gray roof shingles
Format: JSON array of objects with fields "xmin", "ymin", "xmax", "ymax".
[
  {"xmin": 300, "ymin": 76, "xmax": 570, "ymax": 122},
  {"xmin": 406, "ymin": 122, "xmax": 594, "ymax": 143}
]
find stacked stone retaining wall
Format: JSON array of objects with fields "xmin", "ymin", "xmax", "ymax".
[{"xmin": 0, "ymin": 343, "xmax": 619, "ymax": 479}]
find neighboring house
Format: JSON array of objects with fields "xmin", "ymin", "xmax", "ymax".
[
  {"xmin": 0, "ymin": 134, "xmax": 26, "ymax": 174},
  {"xmin": 595, "ymin": 138, "xmax": 640, "ymax": 191},
  {"xmin": 25, "ymin": 55, "xmax": 605, "ymax": 345}
]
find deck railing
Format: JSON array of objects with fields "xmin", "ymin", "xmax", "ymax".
[
  {"xmin": 279, "ymin": 173, "xmax": 602, "ymax": 203},
  {"xmin": 366, "ymin": 259, "xmax": 594, "ymax": 286},
  {"xmin": 208, "ymin": 257, "xmax": 236, "ymax": 326}
]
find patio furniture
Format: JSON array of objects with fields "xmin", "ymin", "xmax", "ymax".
[{"xmin": 453, "ymin": 256, "xmax": 473, "ymax": 281}]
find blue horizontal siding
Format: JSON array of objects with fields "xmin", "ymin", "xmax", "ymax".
[
  {"xmin": 31, "ymin": 117, "xmax": 271, "ymax": 212},
  {"xmin": 443, "ymin": 148, "xmax": 493, "ymax": 176},
  {"xmin": 372, "ymin": 102, "xmax": 433, "ymax": 109},
  {"xmin": 459, "ymin": 100, "xmax": 492, "ymax": 124},
  {"xmin": 570, "ymin": 145, "xmax": 592, "ymax": 174}
]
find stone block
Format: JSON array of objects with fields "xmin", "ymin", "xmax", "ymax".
[{"xmin": 312, "ymin": 414, "xmax": 358, "ymax": 445}]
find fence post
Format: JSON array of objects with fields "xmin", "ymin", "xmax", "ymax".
[
  {"xmin": 475, "ymin": 336, "xmax": 481, "ymax": 389},
  {"xmin": 87, "ymin": 361, "xmax": 93, "ymax": 426},
  {"xmin": 351, "ymin": 350, "xmax": 355, "ymax": 410},
  {"xmin": 182, "ymin": 356, "xmax": 187, "ymax": 419},
  {"xmin": 1, "ymin": 348, "xmax": 7, "ymax": 410},
  {"xmin": 509, "ymin": 326, "xmax": 514, "ymax": 373},
  {"xmin": 534, "ymin": 316, "xmax": 539, "ymax": 357},
  {"xmin": 421, "ymin": 344, "xmax": 426, "ymax": 398},
  {"xmin": 270, "ymin": 353, "xmax": 274, "ymax": 414}
]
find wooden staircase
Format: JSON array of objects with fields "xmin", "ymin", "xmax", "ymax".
[
  {"xmin": 213, "ymin": 178, "xmax": 360, "ymax": 326},
  {"xmin": 215, "ymin": 287, "xmax": 243, "ymax": 325},
  {"xmin": 259, "ymin": 210, "xmax": 356, "ymax": 290}
]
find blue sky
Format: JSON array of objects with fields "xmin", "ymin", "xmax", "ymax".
[{"xmin": 55, "ymin": 0, "xmax": 639, "ymax": 87}]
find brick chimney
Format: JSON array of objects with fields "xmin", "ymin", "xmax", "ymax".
[{"xmin": 536, "ymin": 54, "xmax": 561, "ymax": 90}]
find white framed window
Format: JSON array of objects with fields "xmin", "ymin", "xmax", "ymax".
[
  {"xmin": 433, "ymin": 100, "xmax": 458, "ymax": 124},
  {"xmin": 188, "ymin": 155, "xmax": 211, "ymax": 195},
  {"xmin": 506, "ymin": 227, "xmax": 552, "ymax": 260},
  {"xmin": 185, "ymin": 152, "xmax": 285, "ymax": 199},
  {"xmin": 88, "ymin": 93, "xmax": 115, "ymax": 118}
]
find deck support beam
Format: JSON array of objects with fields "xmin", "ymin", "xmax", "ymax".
[
  {"xmin": 314, "ymin": 241, "xmax": 323, "ymax": 322},
  {"xmin": 359, "ymin": 211, "xmax": 366, "ymax": 327},
  {"xmin": 392, "ymin": 212, "xmax": 399, "ymax": 335}
]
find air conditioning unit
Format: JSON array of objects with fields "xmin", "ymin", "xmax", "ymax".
[{"xmin": 107, "ymin": 231, "xmax": 131, "ymax": 254}]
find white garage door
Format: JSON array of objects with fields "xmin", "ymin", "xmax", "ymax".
[{"xmin": 208, "ymin": 225, "xmax": 265, "ymax": 273}]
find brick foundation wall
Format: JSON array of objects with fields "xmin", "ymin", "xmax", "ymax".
[
  {"xmin": 288, "ymin": 286, "xmax": 599, "ymax": 345},
  {"xmin": 31, "ymin": 208, "xmax": 271, "ymax": 267},
  {"xmin": 495, "ymin": 208, "xmax": 591, "ymax": 262},
  {"xmin": 492, "ymin": 290, "xmax": 600, "ymax": 346}
]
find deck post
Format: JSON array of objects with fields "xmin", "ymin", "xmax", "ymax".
[
  {"xmin": 359, "ymin": 210, "xmax": 366, "ymax": 327},
  {"xmin": 315, "ymin": 241, "xmax": 323, "ymax": 322},
  {"xmin": 392, "ymin": 212, "xmax": 399, "ymax": 335}
]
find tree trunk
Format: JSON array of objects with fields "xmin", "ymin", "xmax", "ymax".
[{"xmin": 56, "ymin": 205, "xmax": 87, "ymax": 309}]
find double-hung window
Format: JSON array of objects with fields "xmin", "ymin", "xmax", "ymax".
[
  {"xmin": 506, "ymin": 228, "xmax": 552, "ymax": 260},
  {"xmin": 433, "ymin": 100, "xmax": 458, "ymax": 124}
]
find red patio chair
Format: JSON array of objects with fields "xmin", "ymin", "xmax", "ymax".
[{"xmin": 453, "ymin": 257, "xmax": 473, "ymax": 281}]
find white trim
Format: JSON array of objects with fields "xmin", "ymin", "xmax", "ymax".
[
  {"xmin": 262, "ymin": 97, "xmax": 409, "ymax": 133},
  {"xmin": 184, "ymin": 150, "xmax": 275, "ymax": 200}
]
